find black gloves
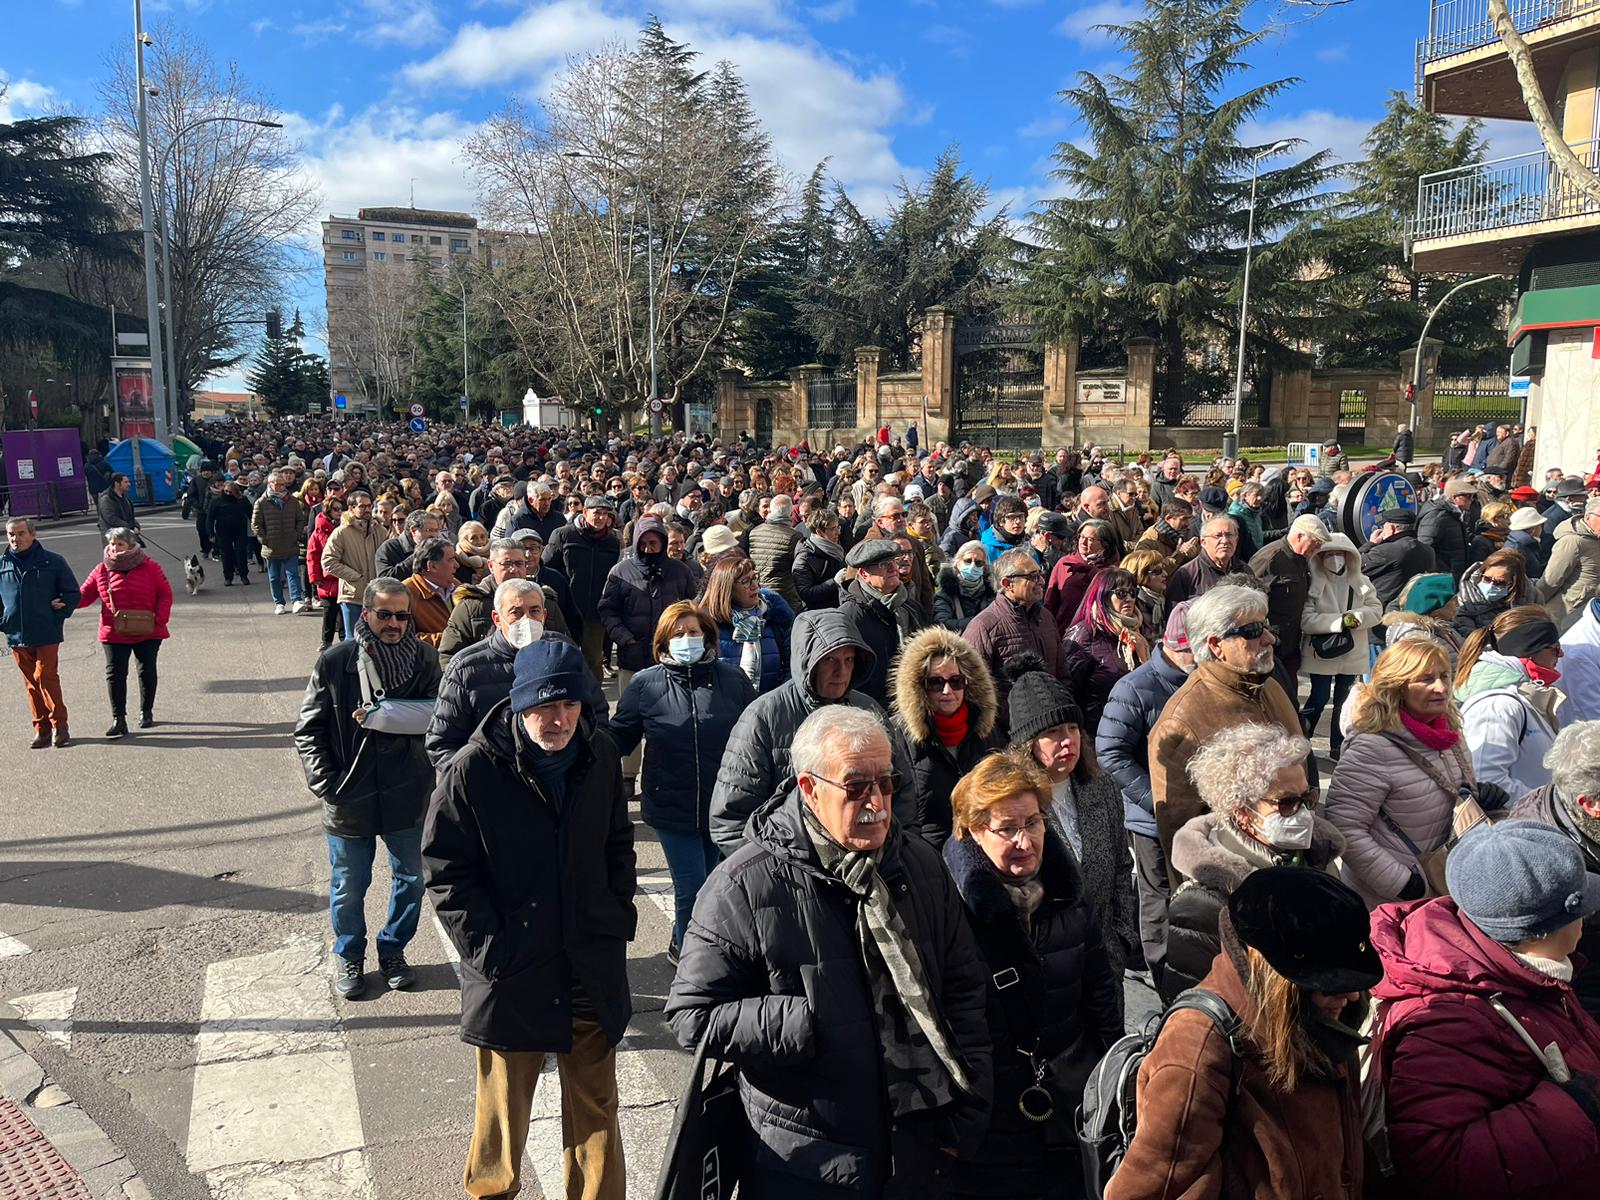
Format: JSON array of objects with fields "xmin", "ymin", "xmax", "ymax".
[
  {"xmin": 1560, "ymin": 1072, "xmax": 1600, "ymax": 1131},
  {"xmin": 1398, "ymin": 871, "xmax": 1428, "ymax": 902},
  {"xmin": 1473, "ymin": 781, "xmax": 1513, "ymax": 812}
]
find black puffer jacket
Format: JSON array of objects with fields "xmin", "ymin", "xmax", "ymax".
[
  {"xmin": 437, "ymin": 579, "xmax": 569, "ymax": 668},
  {"xmin": 666, "ymin": 789, "xmax": 994, "ymax": 1199},
  {"xmin": 546, "ymin": 518, "xmax": 622, "ymax": 628},
  {"xmin": 942, "ymin": 831, "xmax": 1123, "ymax": 1198},
  {"xmin": 375, "ymin": 532, "xmax": 419, "ymax": 581},
  {"xmin": 294, "ymin": 638, "xmax": 442, "ymax": 837},
  {"xmin": 933, "ymin": 566, "xmax": 995, "ymax": 634},
  {"xmin": 425, "ymin": 629, "xmax": 609, "ymax": 772},
  {"xmin": 793, "ymin": 531, "xmax": 845, "ymax": 610},
  {"xmin": 206, "ymin": 492, "xmax": 252, "ymax": 544},
  {"xmin": 423, "ymin": 702, "xmax": 635, "ymax": 1053},
  {"xmin": 597, "ymin": 517, "xmax": 698, "ymax": 671},
  {"xmin": 839, "ymin": 581, "xmax": 926, "ymax": 708},
  {"xmin": 609, "ymin": 653, "xmax": 756, "ymax": 834},
  {"xmin": 1417, "ymin": 497, "xmax": 1473, "ymax": 580},
  {"xmin": 708, "ymin": 609, "xmax": 912, "ymax": 856}
]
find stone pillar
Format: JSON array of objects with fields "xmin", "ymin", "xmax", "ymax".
[
  {"xmin": 1124, "ymin": 338, "xmax": 1158, "ymax": 445},
  {"xmin": 1041, "ymin": 336, "xmax": 1079, "ymax": 451},
  {"xmin": 717, "ymin": 368, "xmax": 743, "ymax": 437},
  {"xmin": 1274, "ymin": 368, "xmax": 1312, "ymax": 443},
  {"xmin": 791, "ymin": 364, "xmax": 821, "ymax": 434},
  {"xmin": 855, "ymin": 346, "xmax": 883, "ymax": 444},
  {"xmin": 1407, "ymin": 338, "xmax": 1444, "ymax": 450},
  {"xmin": 921, "ymin": 307, "xmax": 956, "ymax": 445}
]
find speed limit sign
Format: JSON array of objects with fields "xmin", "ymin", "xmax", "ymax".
[
  {"xmin": 648, "ymin": 397, "xmax": 664, "ymax": 414},
  {"xmin": 409, "ymin": 402, "xmax": 425, "ymax": 418}
]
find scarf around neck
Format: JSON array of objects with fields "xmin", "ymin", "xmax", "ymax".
[
  {"xmin": 104, "ymin": 543, "xmax": 148, "ymax": 573},
  {"xmin": 1400, "ymin": 708, "xmax": 1460, "ymax": 751},
  {"xmin": 515, "ymin": 711, "xmax": 581, "ymax": 810},
  {"xmin": 800, "ymin": 803, "xmax": 973, "ymax": 1114},
  {"xmin": 353, "ymin": 617, "xmax": 424, "ymax": 693},
  {"xmin": 931, "ymin": 703, "xmax": 969, "ymax": 749}
]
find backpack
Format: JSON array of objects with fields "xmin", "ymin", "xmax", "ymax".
[{"xmin": 1077, "ymin": 987, "xmax": 1241, "ymax": 1198}]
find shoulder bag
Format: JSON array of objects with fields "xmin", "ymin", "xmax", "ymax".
[
  {"xmin": 1377, "ymin": 736, "xmax": 1487, "ymax": 898},
  {"xmin": 654, "ymin": 1036, "xmax": 750, "ymax": 1200},
  {"xmin": 1309, "ymin": 584, "xmax": 1355, "ymax": 660},
  {"xmin": 106, "ymin": 579, "xmax": 157, "ymax": 639}
]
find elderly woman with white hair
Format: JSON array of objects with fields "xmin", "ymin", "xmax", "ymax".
[{"xmin": 1160, "ymin": 723, "xmax": 1346, "ymax": 1003}]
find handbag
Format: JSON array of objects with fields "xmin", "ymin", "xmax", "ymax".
[
  {"xmin": 1378, "ymin": 737, "xmax": 1488, "ymax": 898},
  {"xmin": 654, "ymin": 1036, "xmax": 750, "ymax": 1200},
  {"xmin": 106, "ymin": 590, "xmax": 156, "ymax": 638},
  {"xmin": 1309, "ymin": 584, "xmax": 1355, "ymax": 660}
]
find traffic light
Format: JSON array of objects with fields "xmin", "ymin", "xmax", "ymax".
[
  {"xmin": 594, "ymin": 405, "xmax": 604, "ymax": 415},
  {"xmin": 265, "ymin": 308, "xmax": 283, "ymax": 340},
  {"xmin": 1405, "ymin": 382, "xmax": 1416, "ymax": 403}
]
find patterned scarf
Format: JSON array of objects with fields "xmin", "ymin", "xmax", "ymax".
[
  {"xmin": 800, "ymin": 804, "xmax": 973, "ymax": 1115},
  {"xmin": 353, "ymin": 616, "xmax": 424, "ymax": 693},
  {"xmin": 104, "ymin": 543, "xmax": 148, "ymax": 573}
]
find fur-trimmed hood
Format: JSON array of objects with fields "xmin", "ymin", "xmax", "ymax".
[
  {"xmin": 1170, "ymin": 810, "xmax": 1346, "ymax": 893},
  {"xmin": 891, "ymin": 625, "xmax": 999, "ymax": 744}
]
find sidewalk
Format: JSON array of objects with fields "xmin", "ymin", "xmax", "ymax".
[{"xmin": 0, "ymin": 1027, "xmax": 146, "ymax": 1200}]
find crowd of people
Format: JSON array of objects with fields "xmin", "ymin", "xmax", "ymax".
[{"xmin": 9, "ymin": 412, "xmax": 1600, "ymax": 1198}]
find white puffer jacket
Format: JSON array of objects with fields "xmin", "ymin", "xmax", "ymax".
[
  {"xmin": 1557, "ymin": 599, "xmax": 1600, "ymax": 724},
  {"xmin": 1456, "ymin": 650, "xmax": 1562, "ymax": 797},
  {"xmin": 1300, "ymin": 533, "xmax": 1381, "ymax": 678}
]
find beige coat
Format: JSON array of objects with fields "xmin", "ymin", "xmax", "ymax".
[
  {"xmin": 1539, "ymin": 515, "xmax": 1600, "ymax": 630},
  {"xmin": 320, "ymin": 513, "xmax": 383, "ymax": 605}
]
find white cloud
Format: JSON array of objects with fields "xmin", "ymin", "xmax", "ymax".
[
  {"xmin": 923, "ymin": 22, "xmax": 972, "ymax": 57},
  {"xmin": 1244, "ymin": 109, "xmax": 1376, "ymax": 173},
  {"xmin": 807, "ymin": 0, "xmax": 854, "ymax": 20},
  {"xmin": 1057, "ymin": 0, "xmax": 1140, "ymax": 45},
  {"xmin": 0, "ymin": 75, "xmax": 56, "ymax": 122},
  {"xmin": 402, "ymin": 0, "xmax": 637, "ymax": 86},
  {"xmin": 1017, "ymin": 113, "xmax": 1068, "ymax": 139},
  {"xmin": 1314, "ymin": 43, "xmax": 1349, "ymax": 63}
]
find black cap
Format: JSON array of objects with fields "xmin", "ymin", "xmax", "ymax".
[
  {"xmin": 1226, "ymin": 866, "xmax": 1382, "ymax": 993},
  {"xmin": 1036, "ymin": 511, "xmax": 1071, "ymax": 536},
  {"xmin": 1556, "ymin": 477, "xmax": 1590, "ymax": 499},
  {"xmin": 1005, "ymin": 653, "xmax": 1084, "ymax": 745},
  {"xmin": 1199, "ymin": 486, "xmax": 1229, "ymax": 512}
]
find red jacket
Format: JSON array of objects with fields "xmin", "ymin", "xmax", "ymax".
[
  {"xmin": 78, "ymin": 559, "xmax": 173, "ymax": 644},
  {"xmin": 1371, "ymin": 897, "xmax": 1600, "ymax": 1199},
  {"xmin": 306, "ymin": 511, "xmax": 339, "ymax": 599}
]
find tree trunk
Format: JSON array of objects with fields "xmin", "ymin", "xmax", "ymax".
[{"xmin": 1490, "ymin": 0, "xmax": 1600, "ymax": 207}]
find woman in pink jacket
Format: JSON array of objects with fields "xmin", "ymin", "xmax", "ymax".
[{"xmin": 78, "ymin": 526, "xmax": 172, "ymax": 738}]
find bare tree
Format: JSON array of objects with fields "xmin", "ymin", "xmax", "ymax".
[
  {"xmin": 98, "ymin": 24, "xmax": 319, "ymax": 414},
  {"xmin": 465, "ymin": 23, "xmax": 782, "ymax": 418},
  {"xmin": 326, "ymin": 261, "xmax": 426, "ymax": 413}
]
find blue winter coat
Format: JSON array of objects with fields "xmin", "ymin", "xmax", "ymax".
[
  {"xmin": 716, "ymin": 588, "xmax": 794, "ymax": 694},
  {"xmin": 1094, "ymin": 646, "xmax": 1189, "ymax": 839},
  {"xmin": 609, "ymin": 654, "xmax": 757, "ymax": 834},
  {"xmin": 1506, "ymin": 528, "xmax": 1547, "ymax": 580},
  {"xmin": 980, "ymin": 522, "xmax": 1026, "ymax": 565},
  {"xmin": 0, "ymin": 543, "xmax": 79, "ymax": 649}
]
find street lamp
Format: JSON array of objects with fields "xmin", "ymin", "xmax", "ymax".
[
  {"xmin": 132, "ymin": 0, "xmax": 167, "ymax": 445},
  {"xmin": 562, "ymin": 149, "xmax": 659, "ymax": 437},
  {"xmin": 455, "ymin": 274, "xmax": 470, "ymax": 424},
  {"xmin": 1410, "ymin": 274, "xmax": 1501, "ymax": 431},
  {"xmin": 155, "ymin": 114, "xmax": 283, "ymax": 435},
  {"xmin": 1227, "ymin": 138, "xmax": 1295, "ymax": 461}
]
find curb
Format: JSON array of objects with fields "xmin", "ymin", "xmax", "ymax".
[{"xmin": 0, "ymin": 1025, "xmax": 148, "ymax": 1199}]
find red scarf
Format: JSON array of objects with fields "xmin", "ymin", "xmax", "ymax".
[
  {"xmin": 931, "ymin": 704, "xmax": 969, "ymax": 749},
  {"xmin": 1522, "ymin": 658, "xmax": 1562, "ymax": 687},
  {"xmin": 1400, "ymin": 708, "xmax": 1460, "ymax": 751}
]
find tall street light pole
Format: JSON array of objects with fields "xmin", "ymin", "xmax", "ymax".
[
  {"xmin": 563, "ymin": 150, "xmax": 658, "ymax": 438},
  {"xmin": 132, "ymin": 0, "xmax": 168, "ymax": 445},
  {"xmin": 155, "ymin": 115, "xmax": 282, "ymax": 435},
  {"xmin": 1226, "ymin": 138, "xmax": 1294, "ymax": 461},
  {"xmin": 1410, "ymin": 274, "xmax": 1501, "ymax": 432},
  {"xmin": 456, "ymin": 275, "xmax": 470, "ymax": 425}
]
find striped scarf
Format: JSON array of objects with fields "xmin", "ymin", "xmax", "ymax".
[{"xmin": 353, "ymin": 617, "xmax": 423, "ymax": 693}]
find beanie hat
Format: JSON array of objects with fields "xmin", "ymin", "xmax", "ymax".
[
  {"xmin": 1164, "ymin": 600, "xmax": 1192, "ymax": 653},
  {"xmin": 1403, "ymin": 574, "xmax": 1457, "ymax": 615},
  {"xmin": 1226, "ymin": 866, "xmax": 1382, "ymax": 993},
  {"xmin": 509, "ymin": 639, "xmax": 590, "ymax": 714},
  {"xmin": 1004, "ymin": 652, "xmax": 1084, "ymax": 744},
  {"xmin": 1446, "ymin": 820, "xmax": 1600, "ymax": 944}
]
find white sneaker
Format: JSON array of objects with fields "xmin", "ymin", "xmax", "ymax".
[
  {"xmin": 274, "ymin": 603, "xmax": 287, "ymax": 616},
  {"xmin": 292, "ymin": 600, "xmax": 308, "ymax": 614}
]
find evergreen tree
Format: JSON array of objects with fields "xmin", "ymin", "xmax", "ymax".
[
  {"xmin": 245, "ymin": 310, "xmax": 327, "ymax": 416},
  {"xmin": 0, "ymin": 106, "xmax": 124, "ymax": 260},
  {"xmin": 1023, "ymin": 0, "xmax": 1333, "ymax": 412},
  {"xmin": 733, "ymin": 163, "xmax": 833, "ymax": 377}
]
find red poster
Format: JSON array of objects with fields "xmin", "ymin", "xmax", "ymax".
[{"xmin": 111, "ymin": 357, "xmax": 156, "ymax": 440}]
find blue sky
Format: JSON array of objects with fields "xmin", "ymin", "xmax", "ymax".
[{"xmin": 4, "ymin": 0, "xmax": 1540, "ymax": 391}]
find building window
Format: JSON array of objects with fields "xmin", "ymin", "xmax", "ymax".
[
  {"xmin": 491, "ymin": 256, "xmax": 504, "ymax": 268},
  {"xmin": 341, "ymin": 250, "xmax": 356, "ymax": 261},
  {"xmin": 340, "ymin": 229, "xmax": 358, "ymax": 240},
  {"xmin": 393, "ymin": 252, "xmax": 405, "ymax": 262},
  {"xmin": 392, "ymin": 233, "xmax": 405, "ymax": 243},
  {"xmin": 451, "ymin": 238, "xmax": 469, "ymax": 252},
  {"xmin": 372, "ymin": 231, "xmax": 386, "ymax": 241},
  {"xmin": 372, "ymin": 251, "xmax": 386, "ymax": 262},
  {"xmin": 429, "ymin": 236, "xmax": 442, "ymax": 245}
]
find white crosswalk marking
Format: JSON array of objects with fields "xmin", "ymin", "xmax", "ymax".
[
  {"xmin": 636, "ymin": 869, "xmax": 674, "ymax": 919},
  {"xmin": 186, "ymin": 934, "xmax": 374, "ymax": 1198},
  {"xmin": 0, "ymin": 932, "xmax": 31, "ymax": 959},
  {"xmin": 10, "ymin": 987, "xmax": 76, "ymax": 1049}
]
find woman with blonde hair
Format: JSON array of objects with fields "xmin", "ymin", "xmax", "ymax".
[
  {"xmin": 1120, "ymin": 547, "xmax": 1171, "ymax": 639},
  {"xmin": 1324, "ymin": 639, "xmax": 1487, "ymax": 907},
  {"xmin": 454, "ymin": 520, "xmax": 490, "ymax": 584}
]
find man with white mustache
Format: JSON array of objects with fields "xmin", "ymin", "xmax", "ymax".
[{"xmin": 668, "ymin": 705, "xmax": 993, "ymax": 1197}]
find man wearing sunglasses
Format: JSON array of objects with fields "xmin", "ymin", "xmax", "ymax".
[
  {"xmin": 669, "ymin": 705, "xmax": 992, "ymax": 1197},
  {"xmin": 1147, "ymin": 583, "xmax": 1304, "ymax": 879},
  {"xmin": 295, "ymin": 577, "xmax": 442, "ymax": 1000}
]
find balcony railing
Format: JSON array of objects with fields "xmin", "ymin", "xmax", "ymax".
[
  {"xmin": 1413, "ymin": 139, "xmax": 1600, "ymax": 243},
  {"xmin": 1421, "ymin": 0, "xmax": 1600, "ymax": 63}
]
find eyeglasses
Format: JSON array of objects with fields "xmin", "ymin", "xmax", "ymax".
[
  {"xmin": 1202, "ymin": 531, "xmax": 1238, "ymax": 542},
  {"xmin": 924, "ymin": 674, "xmax": 966, "ymax": 693},
  {"xmin": 1004, "ymin": 569, "xmax": 1044, "ymax": 582},
  {"xmin": 1255, "ymin": 791, "xmax": 1315, "ymax": 815},
  {"xmin": 370, "ymin": 609, "xmax": 411, "ymax": 623},
  {"xmin": 807, "ymin": 771, "xmax": 898, "ymax": 804},
  {"xmin": 978, "ymin": 815, "xmax": 1047, "ymax": 846},
  {"xmin": 1109, "ymin": 587, "xmax": 1138, "ymax": 600},
  {"xmin": 1222, "ymin": 621, "xmax": 1277, "ymax": 641}
]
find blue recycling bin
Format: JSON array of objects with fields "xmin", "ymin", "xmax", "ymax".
[{"xmin": 104, "ymin": 438, "xmax": 177, "ymax": 504}]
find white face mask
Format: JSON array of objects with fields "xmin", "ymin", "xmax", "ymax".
[
  {"xmin": 504, "ymin": 617, "xmax": 543, "ymax": 649},
  {"xmin": 668, "ymin": 634, "xmax": 705, "ymax": 665},
  {"xmin": 1259, "ymin": 809, "xmax": 1315, "ymax": 851},
  {"xmin": 1326, "ymin": 557, "xmax": 1346, "ymax": 575}
]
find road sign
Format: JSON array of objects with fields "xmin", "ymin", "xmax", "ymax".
[
  {"xmin": 1509, "ymin": 377, "xmax": 1531, "ymax": 399},
  {"xmin": 334, "ymin": 394, "xmax": 347, "ymax": 409},
  {"xmin": 459, "ymin": 395, "xmax": 469, "ymax": 410},
  {"xmin": 28, "ymin": 391, "xmax": 38, "ymax": 419},
  {"xmin": 409, "ymin": 417, "xmax": 427, "ymax": 433},
  {"xmin": 648, "ymin": 397, "xmax": 663, "ymax": 414},
  {"xmin": 409, "ymin": 402, "xmax": 425, "ymax": 417}
]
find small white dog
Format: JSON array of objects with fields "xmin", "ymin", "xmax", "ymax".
[{"xmin": 184, "ymin": 554, "xmax": 205, "ymax": 596}]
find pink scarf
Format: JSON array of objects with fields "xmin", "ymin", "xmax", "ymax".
[{"xmin": 1400, "ymin": 708, "xmax": 1460, "ymax": 751}]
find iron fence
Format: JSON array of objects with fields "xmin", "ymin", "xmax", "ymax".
[
  {"xmin": 1339, "ymin": 389, "xmax": 1369, "ymax": 439},
  {"xmin": 1154, "ymin": 394, "xmax": 1263, "ymax": 429},
  {"xmin": 806, "ymin": 372, "xmax": 857, "ymax": 429},
  {"xmin": 955, "ymin": 349, "xmax": 1045, "ymax": 450},
  {"xmin": 1432, "ymin": 377, "xmax": 1522, "ymax": 429},
  {"xmin": 1420, "ymin": 0, "xmax": 1600, "ymax": 63},
  {"xmin": 1414, "ymin": 140, "xmax": 1600, "ymax": 244}
]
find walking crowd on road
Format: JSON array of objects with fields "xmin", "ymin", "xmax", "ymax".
[{"xmin": 12, "ymin": 413, "xmax": 1600, "ymax": 1199}]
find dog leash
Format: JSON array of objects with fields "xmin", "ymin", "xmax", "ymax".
[{"xmin": 137, "ymin": 531, "xmax": 192, "ymax": 566}]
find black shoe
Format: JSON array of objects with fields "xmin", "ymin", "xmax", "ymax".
[
  {"xmin": 30, "ymin": 731, "xmax": 51, "ymax": 750},
  {"xmin": 240, "ymin": 576, "xmax": 251, "ymax": 585},
  {"xmin": 334, "ymin": 956, "xmax": 366, "ymax": 999},
  {"xmin": 379, "ymin": 953, "xmax": 416, "ymax": 991},
  {"xmin": 138, "ymin": 712, "xmax": 154, "ymax": 729},
  {"xmin": 667, "ymin": 937, "xmax": 681, "ymax": 967},
  {"xmin": 105, "ymin": 719, "xmax": 127, "ymax": 739},
  {"xmin": 224, "ymin": 578, "xmax": 233, "ymax": 587}
]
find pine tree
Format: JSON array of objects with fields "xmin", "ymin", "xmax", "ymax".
[
  {"xmin": 0, "ymin": 107, "xmax": 124, "ymax": 260},
  {"xmin": 1023, "ymin": 0, "xmax": 1333, "ymax": 413},
  {"xmin": 246, "ymin": 310, "xmax": 327, "ymax": 416}
]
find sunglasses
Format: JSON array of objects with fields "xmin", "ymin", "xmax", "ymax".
[
  {"xmin": 924, "ymin": 674, "xmax": 966, "ymax": 693},
  {"xmin": 1004, "ymin": 569, "xmax": 1044, "ymax": 582},
  {"xmin": 1223, "ymin": 621, "xmax": 1277, "ymax": 641},
  {"xmin": 808, "ymin": 771, "xmax": 899, "ymax": 804},
  {"xmin": 370, "ymin": 609, "xmax": 411, "ymax": 623},
  {"xmin": 1109, "ymin": 587, "xmax": 1138, "ymax": 600}
]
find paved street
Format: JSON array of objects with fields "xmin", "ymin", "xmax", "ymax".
[{"xmin": 0, "ymin": 508, "xmax": 1160, "ymax": 1199}]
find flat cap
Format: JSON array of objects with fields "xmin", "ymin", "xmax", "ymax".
[
  {"xmin": 847, "ymin": 538, "xmax": 903, "ymax": 569},
  {"xmin": 583, "ymin": 494, "xmax": 616, "ymax": 511}
]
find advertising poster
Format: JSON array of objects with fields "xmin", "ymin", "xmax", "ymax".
[{"xmin": 112, "ymin": 357, "xmax": 157, "ymax": 440}]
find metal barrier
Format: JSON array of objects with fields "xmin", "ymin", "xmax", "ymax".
[
  {"xmin": 1413, "ymin": 140, "xmax": 1600, "ymax": 243},
  {"xmin": 1420, "ymin": 0, "xmax": 1600, "ymax": 64}
]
